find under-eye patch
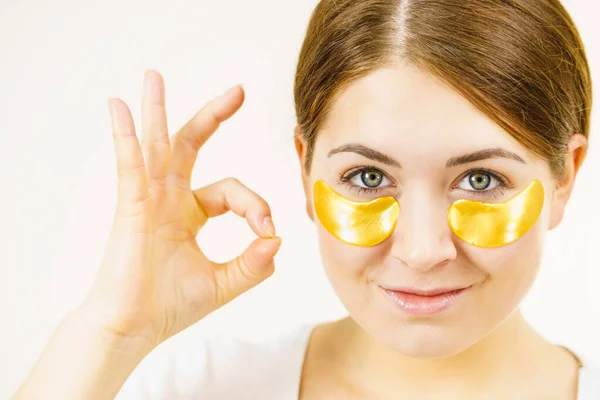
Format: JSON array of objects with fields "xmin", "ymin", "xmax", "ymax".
[
  {"xmin": 312, "ymin": 179, "xmax": 544, "ymax": 248},
  {"xmin": 447, "ymin": 179, "xmax": 545, "ymax": 248},
  {"xmin": 312, "ymin": 179, "xmax": 400, "ymax": 247}
]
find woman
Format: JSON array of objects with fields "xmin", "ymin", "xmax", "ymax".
[{"xmin": 14, "ymin": 0, "xmax": 598, "ymax": 398}]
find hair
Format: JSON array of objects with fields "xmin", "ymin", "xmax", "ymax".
[{"xmin": 293, "ymin": 0, "xmax": 592, "ymax": 178}]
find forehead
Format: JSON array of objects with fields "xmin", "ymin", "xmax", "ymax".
[{"xmin": 318, "ymin": 63, "xmax": 525, "ymax": 160}]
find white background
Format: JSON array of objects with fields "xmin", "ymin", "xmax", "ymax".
[{"xmin": 1, "ymin": 0, "xmax": 599, "ymax": 397}]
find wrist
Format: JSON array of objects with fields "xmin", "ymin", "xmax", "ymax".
[
  {"xmin": 13, "ymin": 306, "xmax": 155, "ymax": 399},
  {"xmin": 66, "ymin": 304, "xmax": 155, "ymax": 360}
]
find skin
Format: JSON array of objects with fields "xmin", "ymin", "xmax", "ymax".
[
  {"xmin": 295, "ymin": 62, "xmax": 588, "ymax": 399},
  {"xmin": 13, "ymin": 71, "xmax": 282, "ymax": 399},
  {"xmin": 13, "ymin": 63, "xmax": 587, "ymax": 399}
]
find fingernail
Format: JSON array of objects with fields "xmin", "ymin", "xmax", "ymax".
[
  {"xmin": 107, "ymin": 99, "xmax": 124, "ymax": 130},
  {"xmin": 143, "ymin": 71, "xmax": 150, "ymax": 95},
  {"xmin": 144, "ymin": 70, "xmax": 162, "ymax": 103},
  {"xmin": 268, "ymin": 236, "xmax": 282, "ymax": 251},
  {"xmin": 108, "ymin": 99, "xmax": 117, "ymax": 122},
  {"xmin": 262, "ymin": 216, "xmax": 276, "ymax": 237},
  {"xmin": 217, "ymin": 84, "xmax": 240, "ymax": 101},
  {"xmin": 272, "ymin": 236, "xmax": 282, "ymax": 250}
]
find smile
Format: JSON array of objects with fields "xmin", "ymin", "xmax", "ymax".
[{"xmin": 379, "ymin": 285, "xmax": 472, "ymax": 316}]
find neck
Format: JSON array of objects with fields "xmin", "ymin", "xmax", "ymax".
[{"xmin": 325, "ymin": 309, "xmax": 577, "ymax": 397}]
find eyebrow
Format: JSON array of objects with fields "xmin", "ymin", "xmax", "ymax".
[
  {"xmin": 445, "ymin": 148, "xmax": 526, "ymax": 167},
  {"xmin": 327, "ymin": 143, "xmax": 402, "ymax": 168},
  {"xmin": 327, "ymin": 143, "xmax": 526, "ymax": 168}
]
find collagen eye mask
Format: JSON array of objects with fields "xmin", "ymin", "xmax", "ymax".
[
  {"xmin": 447, "ymin": 179, "xmax": 545, "ymax": 248},
  {"xmin": 312, "ymin": 179, "xmax": 400, "ymax": 247},
  {"xmin": 312, "ymin": 179, "xmax": 544, "ymax": 248}
]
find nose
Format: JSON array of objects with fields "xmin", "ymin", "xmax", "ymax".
[{"xmin": 389, "ymin": 188, "xmax": 457, "ymax": 272}]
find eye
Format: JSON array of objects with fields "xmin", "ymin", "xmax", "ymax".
[
  {"xmin": 457, "ymin": 171, "xmax": 500, "ymax": 191},
  {"xmin": 339, "ymin": 166, "xmax": 394, "ymax": 196},
  {"xmin": 350, "ymin": 168, "xmax": 390, "ymax": 189}
]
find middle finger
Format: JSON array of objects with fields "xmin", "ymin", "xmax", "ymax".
[{"xmin": 141, "ymin": 70, "xmax": 170, "ymax": 190}]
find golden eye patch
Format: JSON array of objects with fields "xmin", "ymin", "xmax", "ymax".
[
  {"xmin": 447, "ymin": 179, "xmax": 545, "ymax": 248},
  {"xmin": 313, "ymin": 179, "xmax": 545, "ymax": 248},
  {"xmin": 312, "ymin": 180, "xmax": 400, "ymax": 247}
]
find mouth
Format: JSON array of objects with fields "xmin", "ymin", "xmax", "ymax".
[{"xmin": 378, "ymin": 285, "xmax": 472, "ymax": 316}]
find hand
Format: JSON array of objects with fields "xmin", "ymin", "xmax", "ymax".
[{"xmin": 82, "ymin": 70, "xmax": 281, "ymax": 349}]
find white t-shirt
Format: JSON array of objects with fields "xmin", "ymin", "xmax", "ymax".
[{"xmin": 116, "ymin": 324, "xmax": 600, "ymax": 399}]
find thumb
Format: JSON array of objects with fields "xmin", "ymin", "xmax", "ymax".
[{"xmin": 213, "ymin": 237, "xmax": 282, "ymax": 306}]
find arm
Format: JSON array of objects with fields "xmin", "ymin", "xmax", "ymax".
[
  {"xmin": 13, "ymin": 307, "xmax": 152, "ymax": 400},
  {"xmin": 12, "ymin": 70, "xmax": 280, "ymax": 399}
]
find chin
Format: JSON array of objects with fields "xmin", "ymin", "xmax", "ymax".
[
  {"xmin": 380, "ymin": 325, "xmax": 477, "ymax": 359},
  {"xmin": 349, "ymin": 294, "xmax": 487, "ymax": 359}
]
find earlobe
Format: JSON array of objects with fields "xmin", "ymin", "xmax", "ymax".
[
  {"xmin": 294, "ymin": 126, "xmax": 314, "ymax": 221},
  {"xmin": 548, "ymin": 133, "xmax": 588, "ymax": 230}
]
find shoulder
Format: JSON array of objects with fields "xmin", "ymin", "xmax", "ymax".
[
  {"xmin": 577, "ymin": 351, "xmax": 600, "ymax": 399},
  {"xmin": 116, "ymin": 324, "xmax": 315, "ymax": 399}
]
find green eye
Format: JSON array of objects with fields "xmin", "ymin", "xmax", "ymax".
[
  {"xmin": 469, "ymin": 172, "xmax": 491, "ymax": 190},
  {"xmin": 361, "ymin": 170, "xmax": 384, "ymax": 188},
  {"xmin": 456, "ymin": 169, "xmax": 508, "ymax": 197}
]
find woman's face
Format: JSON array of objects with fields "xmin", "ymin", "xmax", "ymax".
[{"xmin": 298, "ymin": 63, "xmax": 567, "ymax": 358}]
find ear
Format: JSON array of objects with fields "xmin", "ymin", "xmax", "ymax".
[
  {"xmin": 548, "ymin": 133, "xmax": 588, "ymax": 230},
  {"xmin": 294, "ymin": 126, "xmax": 314, "ymax": 221}
]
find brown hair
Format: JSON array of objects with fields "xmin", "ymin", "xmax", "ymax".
[{"xmin": 294, "ymin": 0, "xmax": 592, "ymax": 178}]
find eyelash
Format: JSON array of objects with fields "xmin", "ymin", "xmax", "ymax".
[
  {"xmin": 339, "ymin": 166, "xmax": 513, "ymax": 198},
  {"xmin": 457, "ymin": 168, "xmax": 512, "ymax": 198},
  {"xmin": 339, "ymin": 166, "xmax": 392, "ymax": 196}
]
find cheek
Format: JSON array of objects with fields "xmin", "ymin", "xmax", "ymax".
[
  {"xmin": 316, "ymin": 224, "xmax": 383, "ymax": 299},
  {"xmin": 466, "ymin": 216, "xmax": 546, "ymax": 315}
]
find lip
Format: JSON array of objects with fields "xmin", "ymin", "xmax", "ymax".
[
  {"xmin": 379, "ymin": 285, "xmax": 472, "ymax": 316},
  {"xmin": 380, "ymin": 285, "xmax": 471, "ymax": 296}
]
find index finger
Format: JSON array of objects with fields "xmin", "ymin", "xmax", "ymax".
[{"xmin": 168, "ymin": 84, "xmax": 244, "ymax": 185}]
